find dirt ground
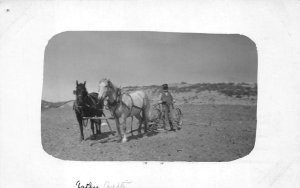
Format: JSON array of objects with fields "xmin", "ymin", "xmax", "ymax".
[{"xmin": 41, "ymin": 104, "xmax": 256, "ymax": 161}]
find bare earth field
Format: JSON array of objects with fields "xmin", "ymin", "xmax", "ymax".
[{"xmin": 41, "ymin": 103, "xmax": 256, "ymax": 161}]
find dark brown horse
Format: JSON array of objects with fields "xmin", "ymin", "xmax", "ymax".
[{"xmin": 73, "ymin": 81, "xmax": 104, "ymax": 141}]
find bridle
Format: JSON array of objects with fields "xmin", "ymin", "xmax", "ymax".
[
  {"xmin": 75, "ymin": 91, "xmax": 90, "ymax": 108},
  {"xmin": 106, "ymin": 86, "xmax": 122, "ymax": 112}
]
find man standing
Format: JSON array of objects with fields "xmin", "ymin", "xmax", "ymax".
[{"xmin": 158, "ymin": 84, "xmax": 176, "ymax": 131}]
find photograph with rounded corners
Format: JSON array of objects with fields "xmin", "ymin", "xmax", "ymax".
[{"xmin": 42, "ymin": 31, "xmax": 257, "ymax": 161}]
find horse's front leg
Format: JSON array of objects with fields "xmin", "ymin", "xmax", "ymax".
[
  {"xmin": 91, "ymin": 120, "xmax": 95, "ymax": 136},
  {"xmin": 98, "ymin": 120, "xmax": 102, "ymax": 134},
  {"xmin": 134, "ymin": 114, "xmax": 143, "ymax": 135},
  {"xmin": 76, "ymin": 113, "xmax": 84, "ymax": 141},
  {"xmin": 115, "ymin": 118, "xmax": 122, "ymax": 141},
  {"xmin": 120, "ymin": 115, "xmax": 128, "ymax": 143},
  {"xmin": 96, "ymin": 120, "xmax": 101, "ymax": 135},
  {"xmin": 79, "ymin": 121, "xmax": 84, "ymax": 141},
  {"xmin": 142, "ymin": 108, "xmax": 149, "ymax": 133}
]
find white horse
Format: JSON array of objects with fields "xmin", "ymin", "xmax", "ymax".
[{"xmin": 98, "ymin": 78, "xmax": 150, "ymax": 143}]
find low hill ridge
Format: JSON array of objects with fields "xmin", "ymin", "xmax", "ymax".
[{"xmin": 42, "ymin": 82, "xmax": 257, "ymax": 110}]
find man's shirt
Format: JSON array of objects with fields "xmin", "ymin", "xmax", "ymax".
[{"xmin": 159, "ymin": 91, "xmax": 174, "ymax": 105}]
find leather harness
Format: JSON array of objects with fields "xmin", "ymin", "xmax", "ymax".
[
  {"xmin": 107, "ymin": 88, "xmax": 143, "ymax": 116},
  {"xmin": 73, "ymin": 94, "xmax": 103, "ymax": 127}
]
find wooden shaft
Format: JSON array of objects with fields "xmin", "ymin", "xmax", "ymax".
[{"xmin": 82, "ymin": 116, "xmax": 114, "ymax": 120}]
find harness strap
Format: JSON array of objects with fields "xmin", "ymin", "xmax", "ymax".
[
  {"xmin": 132, "ymin": 104, "xmax": 143, "ymax": 110},
  {"xmin": 108, "ymin": 89, "xmax": 143, "ymax": 116},
  {"xmin": 124, "ymin": 93, "xmax": 133, "ymax": 114},
  {"xmin": 125, "ymin": 93, "xmax": 144, "ymax": 115},
  {"xmin": 74, "ymin": 95, "xmax": 103, "ymax": 115}
]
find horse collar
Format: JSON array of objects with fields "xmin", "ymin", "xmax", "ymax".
[
  {"xmin": 107, "ymin": 88, "xmax": 122, "ymax": 111},
  {"xmin": 107, "ymin": 100, "xmax": 117, "ymax": 108}
]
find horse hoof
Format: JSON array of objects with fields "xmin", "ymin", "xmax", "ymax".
[{"xmin": 122, "ymin": 137, "xmax": 127, "ymax": 143}]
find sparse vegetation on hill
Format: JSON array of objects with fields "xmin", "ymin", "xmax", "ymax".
[
  {"xmin": 42, "ymin": 82, "xmax": 257, "ymax": 109},
  {"xmin": 41, "ymin": 100, "xmax": 73, "ymax": 111},
  {"xmin": 123, "ymin": 82, "xmax": 257, "ymax": 103},
  {"xmin": 123, "ymin": 82, "xmax": 257, "ymax": 98}
]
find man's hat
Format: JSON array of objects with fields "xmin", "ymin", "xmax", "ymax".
[{"xmin": 162, "ymin": 84, "xmax": 168, "ymax": 90}]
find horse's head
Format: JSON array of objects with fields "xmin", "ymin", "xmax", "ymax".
[
  {"xmin": 98, "ymin": 78, "xmax": 113, "ymax": 102},
  {"xmin": 73, "ymin": 80, "xmax": 88, "ymax": 106}
]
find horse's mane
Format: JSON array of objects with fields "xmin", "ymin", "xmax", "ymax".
[
  {"xmin": 99, "ymin": 78, "xmax": 118, "ymax": 90},
  {"xmin": 99, "ymin": 78, "xmax": 108, "ymax": 83}
]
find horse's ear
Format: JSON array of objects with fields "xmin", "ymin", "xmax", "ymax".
[
  {"xmin": 76, "ymin": 80, "xmax": 78, "ymax": 86},
  {"xmin": 84, "ymin": 81, "xmax": 86, "ymax": 86},
  {"xmin": 73, "ymin": 90, "xmax": 76, "ymax": 95}
]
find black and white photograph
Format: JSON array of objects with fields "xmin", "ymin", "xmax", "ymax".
[
  {"xmin": 1, "ymin": 0, "xmax": 300, "ymax": 187},
  {"xmin": 42, "ymin": 32, "xmax": 257, "ymax": 161}
]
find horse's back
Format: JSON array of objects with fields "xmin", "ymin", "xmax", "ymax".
[
  {"xmin": 130, "ymin": 90, "xmax": 147, "ymax": 98},
  {"xmin": 122, "ymin": 90, "xmax": 148, "ymax": 108}
]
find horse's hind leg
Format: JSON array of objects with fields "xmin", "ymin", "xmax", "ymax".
[
  {"xmin": 142, "ymin": 106, "xmax": 150, "ymax": 133},
  {"xmin": 120, "ymin": 115, "xmax": 128, "ymax": 143},
  {"xmin": 142, "ymin": 96, "xmax": 150, "ymax": 133},
  {"xmin": 76, "ymin": 113, "xmax": 84, "ymax": 141},
  {"xmin": 98, "ymin": 121, "xmax": 102, "ymax": 134},
  {"xmin": 91, "ymin": 120, "xmax": 95, "ymax": 136},
  {"xmin": 130, "ymin": 116, "xmax": 134, "ymax": 136},
  {"xmin": 134, "ymin": 113, "xmax": 143, "ymax": 135},
  {"xmin": 115, "ymin": 118, "xmax": 122, "ymax": 141},
  {"xmin": 96, "ymin": 120, "xmax": 101, "ymax": 134}
]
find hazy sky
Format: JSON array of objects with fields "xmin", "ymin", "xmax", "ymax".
[{"xmin": 43, "ymin": 31, "xmax": 257, "ymax": 102}]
